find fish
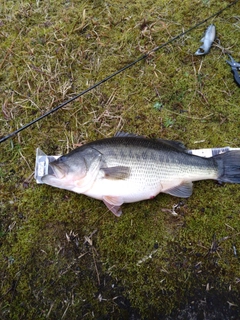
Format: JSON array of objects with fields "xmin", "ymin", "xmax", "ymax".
[
  {"xmin": 41, "ymin": 132, "xmax": 240, "ymax": 216},
  {"xmin": 195, "ymin": 24, "xmax": 216, "ymax": 56}
]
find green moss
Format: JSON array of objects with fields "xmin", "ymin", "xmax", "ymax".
[{"xmin": 1, "ymin": 0, "xmax": 240, "ymax": 318}]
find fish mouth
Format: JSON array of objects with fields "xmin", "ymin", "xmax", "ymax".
[{"xmin": 49, "ymin": 162, "xmax": 68, "ymax": 179}]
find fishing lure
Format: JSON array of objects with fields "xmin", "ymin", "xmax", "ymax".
[{"xmin": 195, "ymin": 24, "xmax": 216, "ymax": 56}]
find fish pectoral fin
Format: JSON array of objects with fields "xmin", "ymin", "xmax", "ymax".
[
  {"xmin": 103, "ymin": 196, "xmax": 124, "ymax": 217},
  {"xmin": 165, "ymin": 181, "xmax": 193, "ymax": 198},
  {"xmin": 101, "ymin": 166, "xmax": 130, "ymax": 180}
]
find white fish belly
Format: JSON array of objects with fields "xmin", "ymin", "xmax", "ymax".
[{"xmin": 83, "ymin": 178, "xmax": 160, "ymax": 203}]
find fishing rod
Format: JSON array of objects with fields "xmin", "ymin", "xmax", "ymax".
[{"xmin": 0, "ymin": 0, "xmax": 238, "ymax": 144}]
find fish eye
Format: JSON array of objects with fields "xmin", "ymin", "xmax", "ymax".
[{"xmin": 58, "ymin": 156, "xmax": 66, "ymax": 163}]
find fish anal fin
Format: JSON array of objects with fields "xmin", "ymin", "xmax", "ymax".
[
  {"xmin": 165, "ymin": 181, "xmax": 193, "ymax": 198},
  {"xmin": 102, "ymin": 166, "xmax": 130, "ymax": 180},
  {"xmin": 103, "ymin": 196, "xmax": 124, "ymax": 216}
]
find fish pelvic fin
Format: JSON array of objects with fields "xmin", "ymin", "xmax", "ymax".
[
  {"xmin": 103, "ymin": 196, "xmax": 124, "ymax": 216},
  {"xmin": 214, "ymin": 151, "xmax": 240, "ymax": 183}
]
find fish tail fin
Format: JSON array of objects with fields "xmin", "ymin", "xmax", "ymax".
[{"xmin": 214, "ymin": 151, "xmax": 240, "ymax": 183}]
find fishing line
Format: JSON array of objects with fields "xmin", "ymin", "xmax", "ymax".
[{"xmin": 0, "ymin": 0, "xmax": 238, "ymax": 144}]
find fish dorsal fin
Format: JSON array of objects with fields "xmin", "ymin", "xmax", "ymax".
[
  {"xmin": 101, "ymin": 166, "xmax": 130, "ymax": 180},
  {"xmin": 114, "ymin": 131, "xmax": 188, "ymax": 152},
  {"xmin": 115, "ymin": 131, "xmax": 144, "ymax": 138},
  {"xmin": 165, "ymin": 181, "xmax": 193, "ymax": 198},
  {"xmin": 115, "ymin": 132, "xmax": 188, "ymax": 152},
  {"xmin": 156, "ymin": 139, "xmax": 188, "ymax": 152}
]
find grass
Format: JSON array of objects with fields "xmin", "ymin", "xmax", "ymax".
[{"xmin": 0, "ymin": 0, "xmax": 240, "ymax": 319}]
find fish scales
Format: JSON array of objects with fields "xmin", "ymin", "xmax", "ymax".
[{"xmin": 86, "ymin": 136, "xmax": 218, "ymax": 182}]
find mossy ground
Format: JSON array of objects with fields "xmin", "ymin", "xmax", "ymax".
[{"xmin": 0, "ymin": 0, "xmax": 240, "ymax": 319}]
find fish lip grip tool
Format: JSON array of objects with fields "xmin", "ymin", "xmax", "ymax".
[{"xmin": 226, "ymin": 54, "xmax": 240, "ymax": 87}]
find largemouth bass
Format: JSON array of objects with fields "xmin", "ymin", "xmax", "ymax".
[{"xmin": 41, "ymin": 133, "xmax": 240, "ymax": 216}]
